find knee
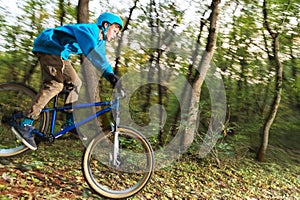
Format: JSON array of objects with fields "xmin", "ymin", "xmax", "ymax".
[
  {"xmin": 54, "ymin": 81, "xmax": 64, "ymax": 92},
  {"xmin": 44, "ymin": 81, "xmax": 64, "ymax": 94},
  {"xmin": 73, "ymin": 77, "xmax": 82, "ymax": 92},
  {"xmin": 76, "ymin": 78, "xmax": 82, "ymax": 89}
]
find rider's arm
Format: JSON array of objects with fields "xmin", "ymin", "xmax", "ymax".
[{"xmin": 72, "ymin": 24, "xmax": 114, "ymax": 79}]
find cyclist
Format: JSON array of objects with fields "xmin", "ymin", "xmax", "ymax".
[{"xmin": 12, "ymin": 12, "xmax": 123, "ymax": 150}]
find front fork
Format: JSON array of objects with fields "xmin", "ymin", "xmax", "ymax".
[
  {"xmin": 112, "ymin": 131, "xmax": 120, "ymax": 167},
  {"xmin": 110, "ymin": 96, "xmax": 121, "ymax": 167}
]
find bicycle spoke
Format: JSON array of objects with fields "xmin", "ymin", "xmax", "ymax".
[
  {"xmin": 83, "ymin": 126, "xmax": 154, "ymax": 199},
  {"xmin": 0, "ymin": 83, "xmax": 48, "ymax": 157}
]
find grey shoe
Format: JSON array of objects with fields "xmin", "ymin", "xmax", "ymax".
[{"xmin": 11, "ymin": 125, "xmax": 37, "ymax": 150}]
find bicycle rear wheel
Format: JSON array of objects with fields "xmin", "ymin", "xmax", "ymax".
[
  {"xmin": 0, "ymin": 83, "xmax": 48, "ymax": 157},
  {"xmin": 82, "ymin": 126, "xmax": 154, "ymax": 199}
]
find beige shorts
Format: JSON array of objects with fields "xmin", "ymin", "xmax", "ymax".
[{"xmin": 27, "ymin": 53, "xmax": 82, "ymax": 119}]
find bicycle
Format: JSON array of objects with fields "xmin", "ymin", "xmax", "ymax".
[{"xmin": 0, "ymin": 82, "xmax": 154, "ymax": 199}]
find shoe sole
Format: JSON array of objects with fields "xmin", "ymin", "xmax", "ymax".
[{"xmin": 11, "ymin": 127, "xmax": 37, "ymax": 150}]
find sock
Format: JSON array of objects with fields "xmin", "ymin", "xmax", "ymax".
[
  {"xmin": 20, "ymin": 117, "xmax": 34, "ymax": 127},
  {"xmin": 65, "ymin": 112, "xmax": 75, "ymax": 126}
]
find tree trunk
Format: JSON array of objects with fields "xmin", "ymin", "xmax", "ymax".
[
  {"xmin": 58, "ymin": 0, "xmax": 66, "ymax": 26},
  {"xmin": 257, "ymin": 35, "xmax": 282, "ymax": 162},
  {"xmin": 180, "ymin": 0, "xmax": 221, "ymax": 150},
  {"xmin": 77, "ymin": 0, "xmax": 98, "ymax": 104},
  {"xmin": 76, "ymin": 0, "xmax": 103, "ymax": 139},
  {"xmin": 142, "ymin": 0, "xmax": 157, "ymax": 114},
  {"xmin": 169, "ymin": 9, "xmax": 207, "ymax": 136},
  {"xmin": 257, "ymin": 0, "xmax": 283, "ymax": 162},
  {"xmin": 77, "ymin": 0, "xmax": 89, "ymax": 24}
]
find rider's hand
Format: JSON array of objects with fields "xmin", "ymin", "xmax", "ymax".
[
  {"xmin": 107, "ymin": 73, "xmax": 121, "ymax": 88},
  {"xmin": 107, "ymin": 73, "xmax": 126, "ymax": 97}
]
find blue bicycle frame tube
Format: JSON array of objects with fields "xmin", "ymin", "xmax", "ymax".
[
  {"xmin": 54, "ymin": 106, "xmax": 112, "ymax": 138},
  {"xmin": 40, "ymin": 100, "xmax": 114, "ymax": 139},
  {"xmin": 43, "ymin": 101, "xmax": 112, "ymax": 113}
]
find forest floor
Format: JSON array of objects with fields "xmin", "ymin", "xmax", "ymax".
[{"xmin": 0, "ymin": 133, "xmax": 299, "ymax": 200}]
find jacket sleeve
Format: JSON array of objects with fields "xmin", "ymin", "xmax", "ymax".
[{"xmin": 72, "ymin": 24, "xmax": 114, "ymax": 79}]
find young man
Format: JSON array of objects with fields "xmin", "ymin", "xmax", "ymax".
[{"xmin": 12, "ymin": 12, "xmax": 123, "ymax": 150}]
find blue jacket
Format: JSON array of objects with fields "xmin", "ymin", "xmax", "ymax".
[{"xmin": 32, "ymin": 23, "xmax": 114, "ymax": 78}]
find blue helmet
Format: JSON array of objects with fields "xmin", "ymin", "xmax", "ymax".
[{"xmin": 97, "ymin": 12, "xmax": 123, "ymax": 30}]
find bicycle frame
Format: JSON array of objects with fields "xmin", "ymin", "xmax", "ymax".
[
  {"xmin": 38, "ymin": 93, "xmax": 120, "ymax": 140},
  {"xmin": 1, "ymin": 82, "xmax": 154, "ymax": 198}
]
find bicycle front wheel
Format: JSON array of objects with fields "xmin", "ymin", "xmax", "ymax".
[
  {"xmin": 0, "ymin": 83, "xmax": 48, "ymax": 157},
  {"xmin": 82, "ymin": 126, "xmax": 154, "ymax": 199}
]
